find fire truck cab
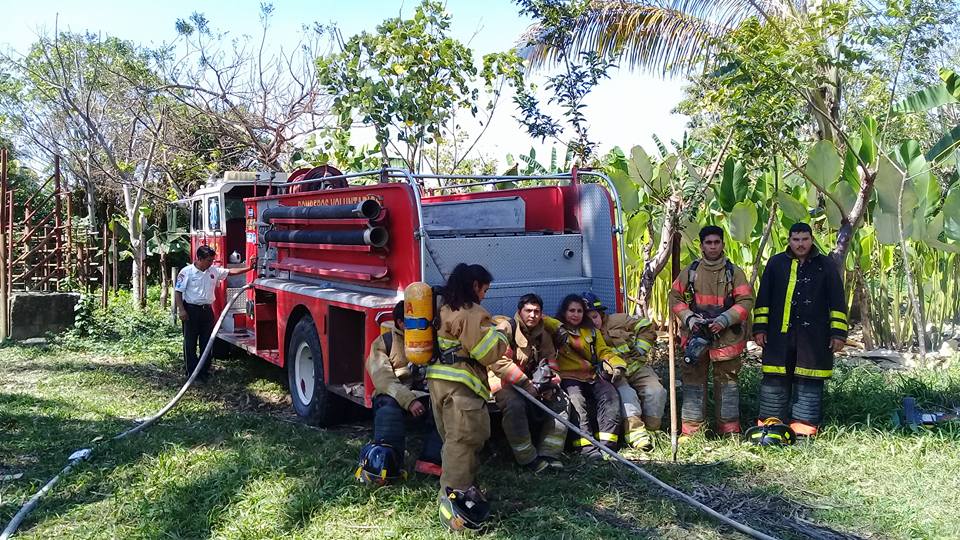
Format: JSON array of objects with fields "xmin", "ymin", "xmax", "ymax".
[{"xmin": 184, "ymin": 168, "xmax": 627, "ymax": 426}]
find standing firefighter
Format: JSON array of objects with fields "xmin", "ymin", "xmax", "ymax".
[
  {"xmin": 547, "ymin": 294, "xmax": 626, "ymax": 459},
  {"xmin": 428, "ymin": 263, "xmax": 516, "ymax": 531},
  {"xmin": 583, "ymin": 292, "xmax": 665, "ymax": 451},
  {"xmin": 668, "ymin": 226, "xmax": 754, "ymax": 437},
  {"xmin": 491, "ymin": 294, "xmax": 568, "ymax": 472},
  {"xmin": 753, "ymin": 223, "xmax": 847, "ymax": 437},
  {"xmin": 358, "ymin": 301, "xmax": 443, "ymax": 485}
]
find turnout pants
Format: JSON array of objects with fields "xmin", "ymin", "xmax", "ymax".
[
  {"xmin": 562, "ymin": 378, "xmax": 621, "ymax": 456},
  {"xmin": 617, "ymin": 364, "xmax": 668, "ymax": 430},
  {"xmin": 681, "ymin": 355, "xmax": 742, "ymax": 435},
  {"xmin": 428, "ymin": 378, "xmax": 490, "ymax": 493},
  {"xmin": 182, "ymin": 302, "xmax": 215, "ymax": 378},
  {"xmin": 494, "ymin": 385, "xmax": 569, "ymax": 465},
  {"xmin": 373, "ymin": 395, "xmax": 443, "ymax": 466},
  {"xmin": 758, "ymin": 332, "xmax": 825, "ymax": 436}
]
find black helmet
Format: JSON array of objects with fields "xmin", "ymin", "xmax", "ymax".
[
  {"xmin": 744, "ymin": 418, "xmax": 796, "ymax": 447},
  {"xmin": 355, "ymin": 443, "xmax": 405, "ymax": 486},
  {"xmin": 439, "ymin": 486, "xmax": 490, "ymax": 531},
  {"xmin": 581, "ymin": 291, "xmax": 607, "ymax": 313}
]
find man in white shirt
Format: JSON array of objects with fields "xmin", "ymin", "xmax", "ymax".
[{"xmin": 175, "ymin": 245, "xmax": 257, "ymax": 381}]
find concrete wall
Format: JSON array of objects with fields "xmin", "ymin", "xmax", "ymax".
[{"xmin": 9, "ymin": 292, "xmax": 81, "ymax": 340}]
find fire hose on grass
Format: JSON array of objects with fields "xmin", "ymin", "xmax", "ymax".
[
  {"xmin": 1, "ymin": 285, "xmax": 253, "ymax": 540},
  {"xmin": 511, "ymin": 385, "xmax": 780, "ymax": 540}
]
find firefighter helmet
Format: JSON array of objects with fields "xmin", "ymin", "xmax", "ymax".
[
  {"xmin": 744, "ymin": 418, "xmax": 796, "ymax": 447},
  {"xmin": 581, "ymin": 291, "xmax": 607, "ymax": 313},
  {"xmin": 355, "ymin": 443, "xmax": 405, "ymax": 486},
  {"xmin": 438, "ymin": 486, "xmax": 490, "ymax": 531}
]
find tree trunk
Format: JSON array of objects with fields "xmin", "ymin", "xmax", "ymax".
[
  {"xmin": 160, "ymin": 251, "xmax": 169, "ymax": 309},
  {"xmin": 638, "ymin": 197, "xmax": 679, "ymax": 317},
  {"xmin": 855, "ymin": 269, "xmax": 875, "ymax": 350}
]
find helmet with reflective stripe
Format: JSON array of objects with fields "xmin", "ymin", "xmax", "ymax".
[
  {"xmin": 439, "ymin": 486, "xmax": 490, "ymax": 531},
  {"xmin": 355, "ymin": 443, "xmax": 405, "ymax": 486},
  {"xmin": 743, "ymin": 418, "xmax": 796, "ymax": 447},
  {"xmin": 581, "ymin": 291, "xmax": 607, "ymax": 313}
]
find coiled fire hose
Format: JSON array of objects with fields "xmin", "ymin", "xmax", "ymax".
[
  {"xmin": 1, "ymin": 285, "xmax": 253, "ymax": 540},
  {"xmin": 512, "ymin": 385, "xmax": 780, "ymax": 540}
]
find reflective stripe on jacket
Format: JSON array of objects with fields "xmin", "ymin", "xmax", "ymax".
[
  {"xmin": 543, "ymin": 316, "xmax": 626, "ymax": 382},
  {"xmin": 426, "ymin": 303, "xmax": 511, "ymax": 400},
  {"xmin": 600, "ymin": 313, "xmax": 657, "ymax": 375},
  {"xmin": 753, "ymin": 248, "xmax": 847, "ymax": 379},
  {"xmin": 667, "ymin": 256, "xmax": 754, "ymax": 361}
]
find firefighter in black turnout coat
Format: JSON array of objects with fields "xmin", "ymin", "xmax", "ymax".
[{"xmin": 753, "ymin": 223, "xmax": 848, "ymax": 437}]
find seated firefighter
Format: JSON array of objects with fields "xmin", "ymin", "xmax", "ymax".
[
  {"xmin": 357, "ymin": 301, "xmax": 443, "ymax": 485},
  {"xmin": 490, "ymin": 293, "xmax": 569, "ymax": 473},
  {"xmin": 545, "ymin": 294, "xmax": 625, "ymax": 459},
  {"xmin": 582, "ymin": 292, "xmax": 666, "ymax": 452}
]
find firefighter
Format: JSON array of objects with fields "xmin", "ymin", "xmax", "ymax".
[
  {"xmin": 668, "ymin": 225, "xmax": 754, "ymax": 437},
  {"xmin": 365, "ymin": 301, "xmax": 443, "ymax": 478},
  {"xmin": 583, "ymin": 292, "xmax": 665, "ymax": 452},
  {"xmin": 490, "ymin": 293, "xmax": 568, "ymax": 473},
  {"xmin": 174, "ymin": 245, "xmax": 256, "ymax": 382},
  {"xmin": 546, "ymin": 294, "xmax": 625, "ymax": 459},
  {"xmin": 428, "ymin": 263, "xmax": 516, "ymax": 531},
  {"xmin": 753, "ymin": 222, "xmax": 847, "ymax": 437}
]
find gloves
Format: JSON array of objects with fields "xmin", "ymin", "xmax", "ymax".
[
  {"xmin": 610, "ymin": 367, "xmax": 626, "ymax": 384},
  {"xmin": 711, "ymin": 313, "xmax": 731, "ymax": 330},
  {"xmin": 685, "ymin": 315, "xmax": 706, "ymax": 331}
]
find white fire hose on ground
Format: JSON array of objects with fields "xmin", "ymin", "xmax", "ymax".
[
  {"xmin": 512, "ymin": 385, "xmax": 780, "ymax": 540},
  {"xmin": 1, "ymin": 285, "xmax": 252, "ymax": 540}
]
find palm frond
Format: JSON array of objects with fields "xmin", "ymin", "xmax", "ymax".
[{"xmin": 519, "ymin": 0, "xmax": 779, "ymax": 77}]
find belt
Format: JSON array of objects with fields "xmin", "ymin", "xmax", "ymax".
[{"xmin": 185, "ymin": 302, "xmax": 213, "ymax": 308}]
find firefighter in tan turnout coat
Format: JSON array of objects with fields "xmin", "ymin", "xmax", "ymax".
[
  {"xmin": 583, "ymin": 292, "xmax": 666, "ymax": 451},
  {"xmin": 668, "ymin": 226, "xmax": 755, "ymax": 436},
  {"xmin": 426, "ymin": 263, "xmax": 520, "ymax": 530},
  {"xmin": 490, "ymin": 294, "xmax": 568, "ymax": 472}
]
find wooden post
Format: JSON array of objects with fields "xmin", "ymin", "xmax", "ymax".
[
  {"xmin": 0, "ymin": 148, "xmax": 8, "ymax": 341},
  {"xmin": 101, "ymin": 224, "xmax": 108, "ymax": 309},
  {"xmin": 66, "ymin": 190, "xmax": 73, "ymax": 283},
  {"xmin": 669, "ymin": 233, "xmax": 681, "ymax": 462},
  {"xmin": 111, "ymin": 226, "xmax": 118, "ymax": 293},
  {"xmin": 53, "ymin": 155, "xmax": 63, "ymax": 289}
]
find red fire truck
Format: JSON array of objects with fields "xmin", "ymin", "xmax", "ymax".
[{"xmin": 184, "ymin": 167, "xmax": 627, "ymax": 425}]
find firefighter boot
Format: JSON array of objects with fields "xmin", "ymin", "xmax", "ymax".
[
  {"xmin": 713, "ymin": 358, "xmax": 743, "ymax": 435},
  {"xmin": 680, "ymin": 357, "xmax": 709, "ymax": 436},
  {"xmin": 494, "ymin": 385, "xmax": 538, "ymax": 466},
  {"xmin": 757, "ymin": 374, "xmax": 791, "ymax": 426},
  {"xmin": 790, "ymin": 378, "xmax": 825, "ymax": 437},
  {"xmin": 624, "ymin": 414, "xmax": 654, "ymax": 451},
  {"xmin": 628, "ymin": 365, "xmax": 667, "ymax": 431},
  {"xmin": 536, "ymin": 392, "xmax": 570, "ymax": 464}
]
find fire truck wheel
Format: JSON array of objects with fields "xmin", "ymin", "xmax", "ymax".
[{"xmin": 287, "ymin": 317, "xmax": 331, "ymax": 424}]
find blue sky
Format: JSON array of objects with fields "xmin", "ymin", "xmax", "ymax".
[{"xmin": 3, "ymin": 0, "xmax": 689, "ymax": 165}]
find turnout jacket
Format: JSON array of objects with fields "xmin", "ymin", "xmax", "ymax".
[
  {"xmin": 600, "ymin": 313, "xmax": 657, "ymax": 376},
  {"xmin": 365, "ymin": 325, "xmax": 419, "ymax": 410},
  {"xmin": 488, "ymin": 312, "xmax": 556, "ymax": 393},
  {"xmin": 543, "ymin": 316, "xmax": 627, "ymax": 383},
  {"xmin": 753, "ymin": 247, "xmax": 848, "ymax": 379},
  {"xmin": 668, "ymin": 256, "xmax": 755, "ymax": 361},
  {"xmin": 427, "ymin": 303, "xmax": 515, "ymax": 400}
]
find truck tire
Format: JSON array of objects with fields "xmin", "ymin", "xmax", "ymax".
[{"xmin": 287, "ymin": 316, "xmax": 333, "ymax": 425}]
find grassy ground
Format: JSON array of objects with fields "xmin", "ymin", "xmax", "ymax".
[{"xmin": 2, "ymin": 300, "xmax": 959, "ymax": 539}]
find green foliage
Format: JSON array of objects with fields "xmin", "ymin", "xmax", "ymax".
[
  {"xmin": 512, "ymin": 0, "xmax": 615, "ymax": 162},
  {"xmin": 315, "ymin": 0, "xmax": 524, "ymax": 171},
  {"xmin": 62, "ymin": 288, "xmax": 180, "ymax": 354}
]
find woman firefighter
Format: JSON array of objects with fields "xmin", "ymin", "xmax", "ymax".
[{"xmin": 425, "ymin": 263, "xmax": 523, "ymax": 531}]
